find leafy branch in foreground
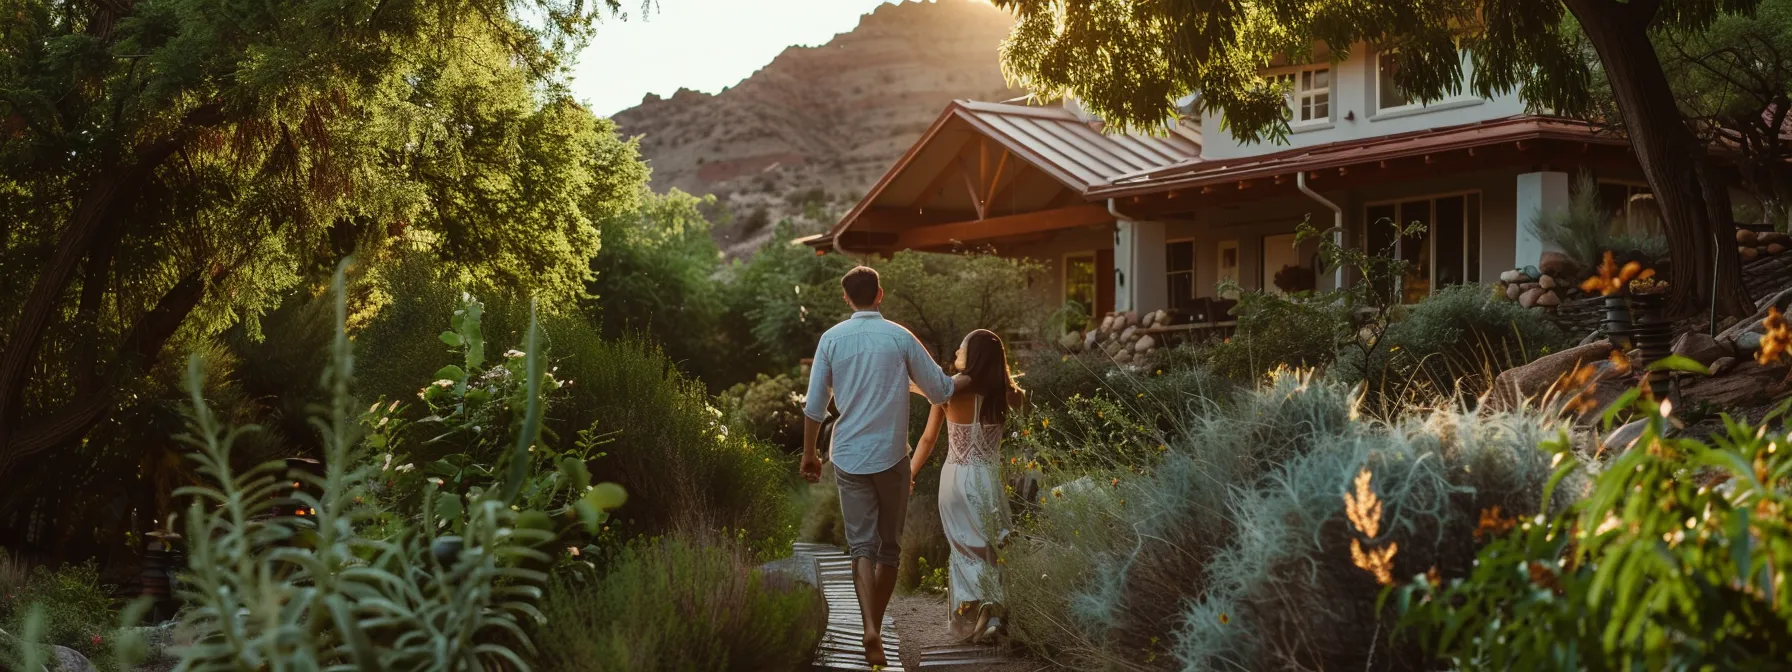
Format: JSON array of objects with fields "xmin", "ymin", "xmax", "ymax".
[{"xmin": 172, "ymin": 260, "xmax": 624, "ymax": 671}]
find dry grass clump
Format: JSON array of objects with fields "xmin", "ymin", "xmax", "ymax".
[{"xmin": 1001, "ymin": 370, "xmax": 1586, "ymax": 669}]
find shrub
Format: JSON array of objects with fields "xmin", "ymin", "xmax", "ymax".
[
  {"xmin": 877, "ymin": 250, "xmax": 1049, "ymax": 362},
  {"xmin": 1015, "ymin": 346, "xmax": 1234, "ymax": 423},
  {"xmin": 717, "ymin": 372, "xmax": 807, "ymax": 451},
  {"xmin": 1000, "ymin": 372, "xmax": 1576, "ymax": 669},
  {"xmin": 721, "ymin": 219, "xmax": 857, "ymax": 372},
  {"xmin": 0, "ymin": 561, "xmax": 116, "ymax": 669},
  {"xmin": 1334, "ymin": 283, "xmax": 1575, "ymax": 404},
  {"xmin": 898, "ymin": 493, "xmax": 950, "ymax": 592},
  {"xmin": 170, "ymin": 264, "xmax": 627, "ymax": 671},
  {"xmin": 1398, "ymin": 396, "xmax": 1792, "ymax": 668},
  {"xmin": 585, "ymin": 189, "xmax": 730, "ymax": 385},
  {"xmin": 1199, "ymin": 290, "xmax": 1351, "ymax": 384},
  {"xmin": 357, "ymin": 263, "xmax": 794, "ymax": 555},
  {"xmin": 532, "ymin": 534, "xmax": 824, "ymax": 671}
]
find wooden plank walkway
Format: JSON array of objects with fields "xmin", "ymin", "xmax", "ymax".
[
  {"xmin": 795, "ymin": 542, "xmax": 904, "ymax": 671},
  {"xmin": 914, "ymin": 643, "xmax": 1006, "ymax": 670}
]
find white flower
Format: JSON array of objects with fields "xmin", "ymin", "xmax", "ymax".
[
  {"xmin": 382, "ymin": 454, "xmax": 394, "ymax": 470},
  {"xmin": 368, "ymin": 402, "xmax": 381, "ymax": 414},
  {"xmin": 396, "ymin": 463, "xmax": 416, "ymax": 473},
  {"xmin": 505, "ymin": 349, "xmax": 526, "ymax": 359},
  {"xmin": 433, "ymin": 379, "xmax": 454, "ymax": 388},
  {"xmin": 376, "ymin": 417, "xmax": 389, "ymax": 428},
  {"xmin": 388, "ymin": 400, "xmax": 401, "ymax": 412}
]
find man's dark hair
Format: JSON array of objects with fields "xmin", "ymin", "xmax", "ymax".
[{"xmin": 842, "ymin": 266, "xmax": 880, "ymax": 308}]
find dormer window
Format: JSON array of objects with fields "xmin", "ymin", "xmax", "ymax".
[{"xmin": 1267, "ymin": 66, "xmax": 1330, "ymax": 126}]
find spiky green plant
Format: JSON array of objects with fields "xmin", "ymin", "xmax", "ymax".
[{"xmin": 171, "ymin": 260, "xmax": 624, "ymax": 671}]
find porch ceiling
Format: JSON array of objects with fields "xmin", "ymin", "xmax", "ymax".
[{"xmin": 811, "ymin": 100, "xmax": 1200, "ymax": 253}]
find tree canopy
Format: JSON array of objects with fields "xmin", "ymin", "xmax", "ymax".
[
  {"xmin": 0, "ymin": 0, "xmax": 649, "ymax": 481},
  {"xmin": 996, "ymin": 0, "xmax": 1769, "ymax": 315}
]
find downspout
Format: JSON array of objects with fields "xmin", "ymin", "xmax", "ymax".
[{"xmin": 1296, "ymin": 171, "xmax": 1345, "ymax": 291}]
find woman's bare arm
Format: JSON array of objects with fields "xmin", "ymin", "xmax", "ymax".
[{"xmin": 910, "ymin": 404, "xmax": 946, "ymax": 492}]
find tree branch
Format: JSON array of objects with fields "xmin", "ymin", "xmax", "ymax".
[{"xmin": 0, "ymin": 101, "xmax": 224, "ymax": 446}]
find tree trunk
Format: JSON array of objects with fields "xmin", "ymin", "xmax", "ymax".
[
  {"xmin": 0, "ymin": 103, "xmax": 222, "ymax": 449},
  {"xmin": 1566, "ymin": 0, "xmax": 1752, "ymax": 317}
]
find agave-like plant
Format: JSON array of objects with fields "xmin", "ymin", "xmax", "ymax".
[{"xmin": 172, "ymin": 260, "xmax": 622, "ymax": 671}]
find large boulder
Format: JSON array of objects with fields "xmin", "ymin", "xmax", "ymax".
[
  {"xmin": 1489, "ymin": 340, "xmax": 1617, "ymax": 411},
  {"xmin": 1519, "ymin": 287, "xmax": 1545, "ymax": 308},
  {"xmin": 1671, "ymin": 332, "xmax": 1730, "ymax": 366},
  {"xmin": 1135, "ymin": 335, "xmax": 1157, "ymax": 353},
  {"xmin": 1536, "ymin": 291, "xmax": 1562, "ymax": 307}
]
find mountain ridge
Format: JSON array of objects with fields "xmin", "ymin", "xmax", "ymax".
[{"xmin": 609, "ymin": 0, "xmax": 1026, "ymax": 257}]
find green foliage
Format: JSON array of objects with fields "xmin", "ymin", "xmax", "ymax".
[
  {"xmin": 1399, "ymin": 398, "xmax": 1792, "ymax": 669},
  {"xmin": 876, "ymin": 250, "xmax": 1050, "ymax": 362},
  {"xmin": 716, "ymin": 372, "xmax": 807, "ymax": 451},
  {"xmin": 532, "ymin": 534, "xmax": 825, "ymax": 672},
  {"xmin": 1335, "ymin": 283, "xmax": 1575, "ymax": 404},
  {"xmin": 0, "ymin": 561, "xmax": 116, "ymax": 669},
  {"xmin": 356, "ymin": 254, "xmax": 795, "ymax": 552},
  {"xmin": 0, "ymin": 0, "xmax": 650, "ymax": 528},
  {"xmin": 171, "ymin": 262, "xmax": 623, "ymax": 671},
  {"xmin": 1198, "ymin": 288, "xmax": 1353, "ymax": 384},
  {"xmin": 721, "ymin": 219, "xmax": 858, "ymax": 371},
  {"xmin": 995, "ymin": 0, "xmax": 1660, "ymax": 138},
  {"xmin": 797, "ymin": 467, "xmax": 847, "ymax": 548},
  {"xmin": 1527, "ymin": 171, "xmax": 1669, "ymax": 271},
  {"xmin": 585, "ymin": 189, "xmax": 729, "ymax": 379}
]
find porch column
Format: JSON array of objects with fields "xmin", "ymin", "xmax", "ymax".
[
  {"xmin": 1114, "ymin": 219, "xmax": 1168, "ymax": 314},
  {"xmin": 1514, "ymin": 171, "xmax": 1570, "ymax": 268}
]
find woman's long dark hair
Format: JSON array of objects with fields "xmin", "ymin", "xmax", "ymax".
[{"xmin": 960, "ymin": 329, "xmax": 1021, "ymax": 425}]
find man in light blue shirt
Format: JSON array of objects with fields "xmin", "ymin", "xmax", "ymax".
[{"xmin": 802, "ymin": 265, "xmax": 953, "ymax": 666}]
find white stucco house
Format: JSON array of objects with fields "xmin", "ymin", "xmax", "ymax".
[{"xmin": 802, "ymin": 42, "xmax": 1667, "ymax": 328}]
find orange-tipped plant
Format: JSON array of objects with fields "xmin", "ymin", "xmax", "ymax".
[
  {"xmin": 1757, "ymin": 307, "xmax": 1791, "ymax": 366},
  {"xmin": 1579, "ymin": 251, "xmax": 1656, "ymax": 296},
  {"xmin": 1345, "ymin": 467, "xmax": 1397, "ymax": 585}
]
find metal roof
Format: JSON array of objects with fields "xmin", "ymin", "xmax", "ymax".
[
  {"xmin": 1089, "ymin": 115, "xmax": 1622, "ymax": 198},
  {"xmin": 950, "ymin": 100, "xmax": 1202, "ymax": 192}
]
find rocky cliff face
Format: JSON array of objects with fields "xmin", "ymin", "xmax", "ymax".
[{"xmin": 610, "ymin": 0, "xmax": 1023, "ymax": 257}]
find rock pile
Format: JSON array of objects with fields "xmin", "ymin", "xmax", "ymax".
[
  {"xmin": 1737, "ymin": 228, "xmax": 1792, "ymax": 263},
  {"xmin": 1495, "ymin": 265, "xmax": 1566, "ymax": 309},
  {"xmin": 1057, "ymin": 310, "xmax": 1171, "ymax": 363}
]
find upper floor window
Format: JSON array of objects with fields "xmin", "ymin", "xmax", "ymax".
[
  {"xmin": 1268, "ymin": 66, "xmax": 1330, "ymax": 126},
  {"xmin": 1376, "ymin": 52, "xmax": 1415, "ymax": 112}
]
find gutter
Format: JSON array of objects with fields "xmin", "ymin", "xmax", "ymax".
[{"xmin": 1296, "ymin": 171, "xmax": 1346, "ymax": 291}]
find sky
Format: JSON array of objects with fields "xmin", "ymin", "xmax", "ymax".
[{"xmin": 570, "ymin": 0, "xmax": 913, "ymax": 117}]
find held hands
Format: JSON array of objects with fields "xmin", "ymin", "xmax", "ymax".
[{"xmin": 800, "ymin": 451, "xmax": 823, "ymax": 483}]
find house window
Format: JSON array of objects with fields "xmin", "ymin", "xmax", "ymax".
[
  {"xmin": 1376, "ymin": 52, "xmax": 1415, "ymax": 112},
  {"xmin": 1365, "ymin": 193, "xmax": 1482, "ymax": 303},
  {"xmin": 1597, "ymin": 181, "xmax": 1662, "ymax": 238},
  {"xmin": 1064, "ymin": 253, "xmax": 1097, "ymax": 320},
  {"xmin": 1267, "ymin": 66, "xmax": 1331, "ymax": 126},
  {"xmin": 1167, "ymin": 240, "xmax": 1196, "ymax": 312}
]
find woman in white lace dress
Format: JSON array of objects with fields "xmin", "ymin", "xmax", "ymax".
[{"xmin": 911, "ymin": 329, "xmax": 1027, "ymax": 643}]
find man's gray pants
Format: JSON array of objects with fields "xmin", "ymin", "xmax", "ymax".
[{"xmin": 836, "ymin": 459, "xmax": 910, "ymax": 567}]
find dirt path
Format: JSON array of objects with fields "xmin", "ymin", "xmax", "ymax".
[{"xmin": 886, "ymin": 591, "xmax": 1049, "ymax": 671}]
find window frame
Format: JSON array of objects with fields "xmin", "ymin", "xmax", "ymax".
[
  {"xmin": 1165, "ymin": 238, "xmax": 1198, "ymax": 312},
  {"xmin": 1362, "ymin": 189, "xmax": 1484, "ymax": 301},
  {"xmin": 1062, "ymin": 251, "xmax": 1098, "ymax": 314},
  {"xmin": 1265, "ymin": 64, "xmax": 1333, "ymax": 128},
  {"xmin": 1374, "ymin": 51, "xmax": 1420, "ymax": 115}
]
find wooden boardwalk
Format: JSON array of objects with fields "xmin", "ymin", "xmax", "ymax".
[
  {"xmin": 795, "ymin": 542, "xmax": 1015, "ymax": 671},
  {"xmin": 795, "ymin": 542, "xmax": 904, "ymax": 671}
]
